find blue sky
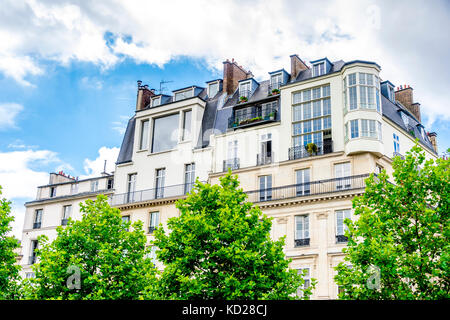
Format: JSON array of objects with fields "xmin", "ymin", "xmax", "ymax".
[{"xmin": 1, "ymin": 0, "xmax": 449, "ymax": 238}]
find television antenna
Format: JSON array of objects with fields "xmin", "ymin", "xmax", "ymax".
[{"xmin": 158, "ymin": 79, "xmax": 173, "ymax": 95}]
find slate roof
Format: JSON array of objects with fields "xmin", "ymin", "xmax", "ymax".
[{"xmin": 116, "ymin": 116, "xmax": 136, "ymax": 165}]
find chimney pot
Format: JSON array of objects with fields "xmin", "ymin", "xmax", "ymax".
[{"xmin": 137, "ymin": 80, "xmax": 142, "ymax": 88}]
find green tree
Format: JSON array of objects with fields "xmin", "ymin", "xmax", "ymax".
[
  {"xmin": 152, "ymin": 173, "xmax": 314, "ymax": 299},
  {"xmin": 26, "ymin": 195, "xmax": 156, "ymax": 299},
  {"xmin": 0, "ymin": 186, "xmax": 22, "ymax": 299},
  {"xmin": 335, "ymin": 144, "xmax": 449, "ymax": 299}
]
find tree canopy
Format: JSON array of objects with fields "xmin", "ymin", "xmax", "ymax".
[
  {"xmin": 152, "ymin": 172, "xmax": 314, "ymax": 299},
  {"xmin": 335, "ymin": 144, "xmax": 450, "ymax": 299}
]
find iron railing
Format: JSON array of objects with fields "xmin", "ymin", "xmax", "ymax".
[
  {"xmin": 223, "ymin": 158, "xmax": 240, "ymax": 172},
  {"xmin": 228, "ymin": 105, "xmax": 278, "ymax": 129},
  {"xmin": 61, "ymin": 219, "xmax": 68, "ymax": 226},
  {"xmin": 294, "ymin": 238, "xmax": 310, "ymax": 247},
  {"xmin": 336, "ymin": 235, "xmax": 348, "ymax": 243},
  {"xmin": 288, "ymin": 140, "xmax": 333, "ymax": 160},
  {"xmin": 257, "ymin": 152, "xmax": 273, "ymax": 166},
  {"xmin": 393, "ymin": 152, "xmax": 405, "ymax": 160},
  {"xmin": 28, "ymin": 256, "xmax": 36, "ymax": 265},
  {"xmin": 148, "ymin": 226, "xmax": 156, "ymax": 234},
  {"xmin": 245, "ymin": 174, "xmax": 370, "ymax": 203},
  {"xmin": 109, "ymin": 182, "xmax": 196, "ymax": 206},
  {"xmin": 268, "ymin": 82, "xmax": 282, "ymax": 94},
  {"xmin": 33, "ymin": 222, "xmax": 41, "ymax": 229}
]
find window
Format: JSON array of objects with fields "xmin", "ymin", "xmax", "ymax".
[
  {"xmin": 29, "ymin": 240, "xmax": 38, "ymax": 265},
  {"xmin": 295, "ymin": 215, "xmax": 310, "ymax": 246},
  {"xmin": 26, "ymin": 272, "xmax": 35, "ymax": 279},
  {"xmin": 122, "ymin": 215, "xmax": 130, "ymax": 231},
  {"xmin": 400, "ymin": 111, "xmax": 410, "ymax": 128},
  {"xmin": 70, "ymin": 183, "xmax": 78, "ymax": 194},
  {"xmin": 259, "ymin": 133, "xmax": 272, "ymax": 164},
  {"xmin": 140, "ymin": 120, "xmax": 149, "ymax": 150},
  {"xmin": 227, "ymin": 140, "xmax": 238, "ymax": 160},
  {"xmin": 149, "ymin": 212, "xmax": 160, "ymax": 233},
  {"xmin": 375, "ymin": 164, "xmax": 383, "ymax": 175},
  {"xmin": 259, "ymin": 175, "xmax": 272, "ymax": 201},
  {"xmin": 350, "ymin": 120, "xmax": 359, "ymax": 138},
  {"xmin": 184, "ymin": 163, "xmax": 195, "ymax": 194},
  {"xmin": 393, "ymin": 133, "xmax": 400, "ymax": 153},
  {"xmin": 345, "ymin": 72, "xmax": 381, "ymax": 112},
  {"xmin": 148, "ymin": 246, "xmax": 157, "ymax": 263},
  {"xmin": 335, "ymin": 162, "xmax": 351, "ymax": 190},
  {"xmin": 174, "ymin": 89, "xmax": 193, "ymax": 101},
  {"xmin": 270, "ymin": 73, "xmax": 282, "ymax": 89},
  {"xmin": 90, "ymin": 180, "xmax": 99, "ymax": 192},
  {"xmin": 336, "ymin": 209, "xmax": 351, "ymax": 243},
  {"xmin": 151, "ymin": 113, "xmax": 180, "ymax": 153},
  {"xmin": 62, "ymin": 205, "xmax": 71, "ymax": 225},
  {"xmin": 107, "ymin": 178, "xmax": 114, "ymax": 190},
  {"xmin": 208, "ymin": 82, "xmax": 219, "ymax": 98},
  {"xmin": 313, "ymin": 62, "xmax": 325, "ymax": 76},
  {"xmin": 33, "ymin": 209, "xmax": 42, "ymax": 229},
  {"xmin": 152, "ymin": 96, "xmax": 161, "ymax": 107},
  {"xmin": 239, "ymin": 81, "xmax": 251, "ymax": 98},
  {"xmin": 50, "ymin": 187, "xmax": 56, "ymax": 198},
  {"xmin": 127, "ymin": 173, "xmax": 137, "ymax": 203},
  {"xmin": 296, "ymin": 168, "xmax": 310, "ymax": 196},
  {"xmin": 155, "ymin": 169, "xmax": 165, "ymax": 199},
  {"xmin": 297, "ymin": 268, "xmax": 311, "ymax": 297},
  {"xmin": 323, "ymin": 98, "xmax": 331, "ymax": 115},
  {"xmin": 181, "ymin": 110, "xmax": 192, "ymax": 141},
  {"xmin": 322, "ymin": 85, "xmax": 330, "ymax": 97}
]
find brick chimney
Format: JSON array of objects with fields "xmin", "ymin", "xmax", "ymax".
[
  {"xmin": 427, "ymin": 132, "xmax": 438, "ymax": 154},
  {"xmin": 222, "ymin": 59, "xmax": 252, "ymax": 95},
  {"xmin": 290, "ymin": 54, "xmax": 309, "ymax": 81},
  {"xmin": 395, "ymin": 85, "xmax": 421, "ymax": 122},
  {"xmin": 136, "ymin": 81, "xmax": 156, "ymax": 111}
]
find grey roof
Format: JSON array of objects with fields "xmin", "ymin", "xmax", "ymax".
[
  {"xmin": 223, "ymin": 80, "xmax": 278, "ymax": 108},
  {"xmin": 294, "ymin": 60, "xmax": 346, "ymax": 82},
  {"xmin": 116, "ymin": 116, "xmax": 136, "ymax": 164},
  {"xmin": 196, "ymin": 96, "xmax": 221, "ymax": 148},
  {"xmin": 381, "ymin": 95, "xmax": 436, "ymax": 154}
]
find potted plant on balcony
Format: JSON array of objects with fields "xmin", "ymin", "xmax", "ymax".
[
  {"xmin": 271, "ymin": 88, "xmax": 280, "ymax": 95},
  {"xmin": 306, "ymin": 142, "xmax": 318, "ymax": 156},
  {"xmin": 269, "ymin": 112, "xmax": 275, "ymax": 120},
  {"xmin": 239, "ymin": 96, "xmax": 248, "ymax": 103}
]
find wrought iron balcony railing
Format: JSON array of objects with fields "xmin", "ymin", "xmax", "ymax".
[
  {"xmin": 393, "ymin": 151, "xmax": 405, "ymax": 160},
  {"xmin": 245, "ymin": 174, "xmax": 370, "ymax": 203},
  {"xmin": 288, "ymin": 140, "xmax": 333, "ymax": 160},
  {"xmin": 336, "ymin": 235, "xmax": 348, "ymax": 243},
  {"xmin": 257, "ymin": 152, "xmax": 273, "ymax": 166},
  {"xmin": 61, "ymin": 219, "xmax": 68, "ymax": 226},
  {"xmin": 223, "ymin": 158, "xmax": 240, "ymax": 172},
  {"xmin": 148, "ymin": 226, "xmax": 156, "ymax": 234},
  {"xmin": 33, "ymin": 222, "xmax": 41, "ymax": 229},
  {"xmin": 294, "ymin": 238, "xmax": 310, "ymax": 247},
  {"xmin": 228, "ymin": 104, "xmax": 278, "ymax": 129},
  {"xmin": 109, "ymin": 182, "xmax": 196, "ymax": 206}
]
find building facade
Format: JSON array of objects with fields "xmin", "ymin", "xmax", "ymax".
[{"xmin": 20, "ymin": 54, "xmax": 438, "ymax": 298}]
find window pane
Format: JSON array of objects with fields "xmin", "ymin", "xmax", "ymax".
[
  {"xmin": 313, "ymin": 101, "xmax": 321, "ymax": 117},
  {"xmin": 182, "ymin": 110, "xmax": 192, "ymax": 141},
  {"xmin": 293, "ymin": 105, "xmax": 302, "ymax": 121},
  {"xmin": 349, "ymin": 87, "xmax": 357, "ymax": 110},
  {"xmin": 303, "ymin": 103, "xmax": 311, "ymax": 120},
  {"xmin": 323, "ymin": 98, "xmax": 331, "ymax": 115},
  {"xmin": 350, "ymin": 120, "xmax": 359, "ymax": 138},
  {"xmin": 152, "ymin": 113, "xmax": 180, "ymax": 153},
  {"xmin": 140, "ymin": 120, "xmax": 149, "ymax": 149}
]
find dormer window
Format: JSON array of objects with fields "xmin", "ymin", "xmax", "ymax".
[
  {"xmin": 270, "ymin": 73, "xmax": 282, "ymax": 90},
  {"xmin": 208, "ymin": 82, "xmax": 219, "ymax": 98},
  {"xmin": 312, "ymin": 62, "xmax": 325, "ymax": 77},
  {"xmin": 239, "ymin": 81, "xmax": 251, "ymax": 98},
  {"xmin": 174, "ymin": 88, "xmax": 193, "ymax": 101},
  {"xmin": 400, "ymin": 111, "xmax": 410, "ymax": 128},
  {"xmin": 152, "ymin": 96, "xmax": 161, "ymax": 107}
]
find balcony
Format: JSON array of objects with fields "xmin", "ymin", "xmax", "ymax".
[
  {"xmin": 245, "ymin": 174, "xmax": 370, "ymax": 203},
  {"xmin": 393, "ymin": 151, "xmax": 405, "ymax": 160},
  {"xmin": 336, "ymin": 235, "xmax": 348, "ymax": 243},
  {"xmin": 228, "ymin": 104, "xmax": 278, "ymax": 129},
  {"xmin": 294, "ymin": 238, "xmax": 310, "ymax": 247},
  {"xmin": 61, "ymin": 219, "xmax": 68, "ymax": 226},
  {"xmin": 238, "ymin": 89, "xmax": 251, "ymax": 101},
  {"xmin": 223, "ymin": 158, "xmax": 240, "ymax": 172},
  {"xmin": 33, "ymin": 222, "xmax": 41, "ymax": 229},
  {"xmin": 109, "ymin": 182, "xmax": 196, "ymax": 206},
  {"xmin": 268, "ymin": 82, "xmax": 281, "ymax": 96},
  {"xmin": 148, "ymin": 226, "xmax": 156, "ymax": 234},
  {"xmin": 257, "ymin": 152, "xmax": 273, "ymax": 166},
  {"xmin": 288, "ymin": 140, "xmax": 333, "ymax": 160}
]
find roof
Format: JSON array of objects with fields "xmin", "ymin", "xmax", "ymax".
[{"xmin": 116, "ymin": 116, "xmax": 136, "ymax": 165}]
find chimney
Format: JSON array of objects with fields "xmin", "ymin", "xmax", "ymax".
[
  {"xmin": 222, "ymin": 59, "xmax": 252, "ymax": 95},
  {"xmin": 136, "ymin": 81, "xmax": 156, "ymax": 111},
  {"xmin": 395, "ymin": 85, "xmax": 421, "ymax": 122},
  {"xmin": 427, "ymin": 132, "xmax": 438, "ymax": 154},
  {"xmin": 290, "ymin": 54, "xmax": 309, "ymax": 81}
]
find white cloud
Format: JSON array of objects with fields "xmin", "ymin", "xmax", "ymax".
[
  {"xmin": 0, "ymin": 0, "xmax": 449, "ymax": 125},
  {"xmin": 81, "ymin": 146, "xmax": 120, "ymax": 178},
  {"xmin": 80, "ymin": 76, "xmax": 103, "ymax": 90},
  {"xmin": 0, "ymin": 103, "xmax": 24, "ymax": 130}
]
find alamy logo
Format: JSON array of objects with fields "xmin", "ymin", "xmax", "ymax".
[
  {"xmin": 366, "ymin": 265, "xmax": 380, "ymax": 290},
  {"xmin": 66, "ymin": 265, "xmax": 81, "ymax": 290}
]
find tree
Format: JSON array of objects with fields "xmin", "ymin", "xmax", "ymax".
[
  {"xmin": 0, "ymin": 186, "xmax": 22, "ymax": 299},
  {"xmin": 26, "ymin": 195, "xmax": 156, "ymax": 299},
  {"xmin": 335, "ymin": 144, "xmax": 449, "ymax": 299},
  {"xmin": 152, "ymin": 172, "xmax": 314, "ymax": 299}
]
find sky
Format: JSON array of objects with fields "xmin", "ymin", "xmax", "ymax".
[{"xmin": 1, "ymin": 0, "xmax": 449, "ymax": 239}]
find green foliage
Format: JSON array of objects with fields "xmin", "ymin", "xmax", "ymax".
[
  {"xmin": 0, "ymin": 186, "xmax": 22, "ymax": 299},
  {"xmin": 335, "ymin": 144, "xmax": 450, "ymax": 299},
  {"xmin": 152, "ymin": 172, "xmax": 314, "ymax": 300},
  {"xmin": 25, "ymin": 195, "xmax": 156, "ymax": 300},
  {"xmin": 306, "ymin": 143, "xmax": 318, "ymax": 155}
]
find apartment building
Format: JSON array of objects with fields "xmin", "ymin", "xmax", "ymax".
[
  {"xmin": 20, "ymin": 54, "xmax": 439, "ymax": 298},
  {"xmin": 20, "ymin": 171, "xmax": 114, "ymax": 278}
]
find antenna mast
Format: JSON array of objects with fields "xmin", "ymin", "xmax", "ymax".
[{"xmin": 158, "ymin": 79, "xmax": 173, "ymax": 95}]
